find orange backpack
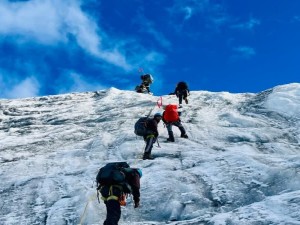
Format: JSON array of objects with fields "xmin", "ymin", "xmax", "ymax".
[{"xmin": 163, "ymin": 104, "xmax": 179, "ymax": 122}]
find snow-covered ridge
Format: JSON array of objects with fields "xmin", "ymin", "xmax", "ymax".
[{"xmin": 0, "ymin": 83, "xmax": 300, "ymax": 225}]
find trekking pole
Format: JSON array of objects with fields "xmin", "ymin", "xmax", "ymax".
[
  {"xmin": 146, "ymin": 106, "xmax": 155, "ymax": 118},
  {"xmin": 144, "ymin": 96, "xmax": 163, "ymax": 119}
]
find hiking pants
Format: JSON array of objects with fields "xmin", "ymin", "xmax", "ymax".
[
  {"xmin": 177, "ymin": 90, "xmax": 188, "ymax": 104},
  {"xmin": 144, "ymin": 135, "xmax": 157, "ymax": 154},
  {"xmin": 104, "ymin": 200, "xmax": 121, "ymax": 225},
  {"xmin": 166, "ymin": 121, "xmax": 186, "ymax": 137}
]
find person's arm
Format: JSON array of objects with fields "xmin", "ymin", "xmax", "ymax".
[
  {"xmin": 130, "ymin": 172, "xmax": 140, "ymax": 208},
  {"xmin": 154, "ymin": 120, "xmax": 159, "ymax": 137},
  {"xmin": 148, "ymin": 119, "xmax": 159, "ymax": 137}
]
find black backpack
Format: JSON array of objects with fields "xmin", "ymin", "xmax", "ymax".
[
  {"xmin": 141, "ymin": 74, "xmax": 153, "ymax": 84},
  {"xmin": 96, "ymin": 162, "xmax": 129, "ymax": 185},
  {"xmin": 96, "ymin": 162, "xmax": 132, "ymax": 202},
  {"xmin": 177, "ymin": 81, "xmax": 188, "ymax": 90},
  {"xmin": 134, "ymin": 117, "xmax": 150, "ymax": 136}
]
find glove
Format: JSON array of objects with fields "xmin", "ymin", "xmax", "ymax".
[{"xmin": 134, "ymin": 201, "xmax": 140, "ymax": 208}]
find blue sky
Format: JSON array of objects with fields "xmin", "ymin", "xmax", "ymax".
[{"xmin": 0, "ymin": 0, "xmax": 300, "ymax": 99}]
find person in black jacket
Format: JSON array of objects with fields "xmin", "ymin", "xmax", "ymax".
[
  {"xmin": 143, "ymin": 112, "xmax": 162, "ymax": 160},
  {"xmin": 174, "ymin": 81, "xmax": 190, "ymax": 106},
  {"xmin": 100, "ymin": 168, "xmax": 142, "ymax": 225},
  {"xmin": 140, "ymin": 74, "xmax": 153, "ymax": 94},
  {"xmin": 135, "ymin": 84, "xmax": 148, "ymax": 93}
]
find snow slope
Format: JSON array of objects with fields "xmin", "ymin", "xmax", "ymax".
[{"xmin": 0, "ymin": 83, "xmax": 300, "ymax": 225}]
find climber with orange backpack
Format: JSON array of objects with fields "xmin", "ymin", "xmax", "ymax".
[{"xmin": 162, "ymin": 104, "xmax": 188, "ymax": 142}]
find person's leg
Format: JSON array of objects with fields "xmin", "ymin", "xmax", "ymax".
[
  {"xmin": 104, "ymin": 200, "xmax": 121, "ymax": 225},
  {"xmin": 183, "ymin": 90, "xmax": 188, "ymax": 104},
  {"xmin": 178, "ymin": 93, "xmax": 183, "ymax": 105},
  {"xmin": 143, "ymin": 136, "xmax": 156, "ymax": 159},
  {"xmin": 174, "ymin": 121, "xmax": 188, "ymax": 138},
  {"xmin": 146, "ymin": 86, "xmax": 150, "ymax": 93},
  {"xmin": 166, "ymin": 124, "xmax": 175, "ymax": 142}
]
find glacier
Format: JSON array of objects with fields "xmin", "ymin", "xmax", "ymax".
[{"xmin": 0, "ymin": 84, "xmax": 300, "ymax": 225}]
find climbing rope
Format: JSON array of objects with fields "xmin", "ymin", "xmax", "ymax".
[{"xmin": 78, "ymin": 193, "xmax": 97, "ymax": 225}]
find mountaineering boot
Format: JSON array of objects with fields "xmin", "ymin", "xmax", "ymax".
[
  {"xmin": 167, "ymin": 138, "xmax": 175, "ymax": 142},
  {"xmin": 181, "ymin": 133, "xmax": 188, "ymax": 138},
  {"xmin": 167, "ymin": 131, "xmax": 175, "ymax": 142},
  {"xmin": 179, "ymin": 127, "xmax": 187, "ymax": 138},
  {"xmin": 143, "ymin": 152, "xmax": 154, "ymax": 160}
]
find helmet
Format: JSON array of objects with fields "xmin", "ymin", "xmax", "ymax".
[
  {"xmin": 154, "ymin": 112, "xmax": 162, "ymax": 118},
  {"xmin": 137, "ymin": 168, "xmax": 142, "ymax": 178}
]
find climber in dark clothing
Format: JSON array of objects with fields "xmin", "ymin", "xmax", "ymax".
[
  {"xmin": 101, "ymin": 168, "xmax": 142, "ymax": 225},
  {"xmin": 143, "ymin": 112, "xmax": 162, "ymax": 160},
  {"xmin": 174, "ymin": 81, "xmax": 190, "ymax": 106},
  {"xmin": 135, "ymin": 84, "xmax": 148, "ymax": 93},
  {"xmin": 140, "ymin": 74, "xmax": 153, "ymax": 94}
]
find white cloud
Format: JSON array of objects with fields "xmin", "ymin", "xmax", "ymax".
[
  {"xmin": 168, "ymin": 0, "xmax": 207, "ymax": 21},
  {"xmin": 56, "ymin": 71, "xmax": 107, "ymax": 94},
  {"xmin": 0, "ymin": 0, "xmax": 66, "ymax": 44},
  {"xmin": 168, "ymin": 0, "xmax": 230, "ymax": 31},
  {"xmin": 232, "ymin": 46, "xmax": 256, "ymax": 59},
  {"xmin": 134, "ymin": 12, "xmax": 172, "ymax": 49},
  {"xmin": 292, "ymin": 16, "xmax": 300, "ymax": 23},
  {"xmin": 0, "ymin": 0, "xmax": 135, "ymax": 71},
  {"xmin": 183, "ymin": 6, "xmax": 193, "ymax": 20},
  {"xmin": 231, "ymin": 17, "xmax": 261, "ymax": 31},
  {"xmin": 144, "ymin": 51, "xmax": 166, "ymax": 64},
  {"xmin": 4, "ymin": 76, "xmax": 40, "ymax": 99}
]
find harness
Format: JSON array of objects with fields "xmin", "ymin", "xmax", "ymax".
[
  {"xmin": 98, "ymin": 185, "xmax": 123, "ymax": 202},
  {"xmin": 146, "ymin": 134, "xmax": 155, "ymax": 139}
]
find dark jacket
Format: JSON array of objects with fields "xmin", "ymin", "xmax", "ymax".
[
  {"xmin": 136, "ymin": 84, "xmax": 147, "ymax": 93},
  {"xmin": 175, "ymin": 82, "xmax": 189, "ymax": 94},
  {"xmin": 126, "ymin": 169, "xmax": 141, "ymax": 204},
  {"xmin": 145, "ymin": 118, "xmax": 159, "ymax": 138}
]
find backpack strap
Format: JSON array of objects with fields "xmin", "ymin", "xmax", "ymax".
[{"xmin": 100, "ymin": 185, "xmax": 123, "ymax": 201}]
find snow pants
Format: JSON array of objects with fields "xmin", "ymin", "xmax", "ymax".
[
  {"xmin": 166, "ymin": 121, "xmax": 186, "ymax": 141},
  {"xmin": 177, "ymin": 90, "xmax": 188, "ymax": 104},
  {"xmin": 103, "ymin": 200, "xmax": 121, "ymax": 225},
  {"xmin": 144, "ymin": 135, "xmax": 157, "ymax": 154}
]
